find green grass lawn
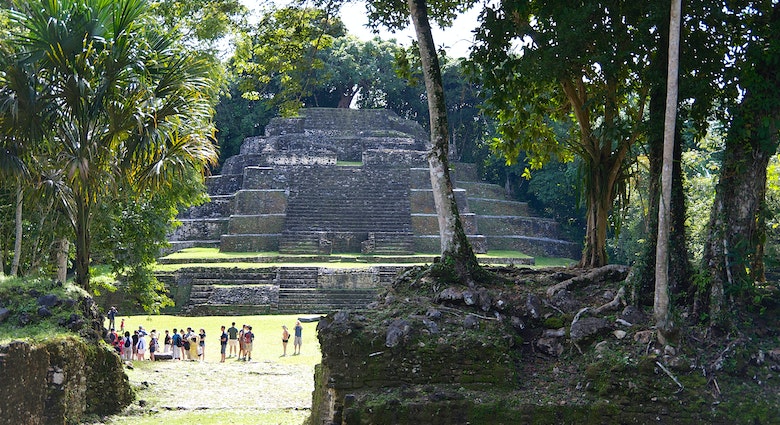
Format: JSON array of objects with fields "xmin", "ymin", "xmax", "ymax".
[
  {"xmin": 155, "ymin": 248, "xmax": 575, "ymax": 272},
  {"xmin": 96, "ymin": 314, "xmax": 322, "ymax": 425}
]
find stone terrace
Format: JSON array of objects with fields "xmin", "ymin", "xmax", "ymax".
[{"xmin": 164, "ymin": 108, "xmax": 580, "ymax": 314}]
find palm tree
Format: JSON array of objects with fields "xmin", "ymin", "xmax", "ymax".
[
  {"xmin": 3, "ymin": 0, "xmax": 218, "ymax": 291},
  {"xmin": 0, "ymin": 44, "xmax": 45, "ymax": 276}
]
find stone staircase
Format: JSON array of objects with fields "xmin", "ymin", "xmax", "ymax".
[
  {"xmin": 160, "ymin": 265, "xmax": 407, "ymax": 315},
  {"xmin": 278, "ymin": 167, "xmax": 414, "ymax": 254},
  {"xmin": 451, "ymin": 163, "xmax": 580, "ymax": 259}
]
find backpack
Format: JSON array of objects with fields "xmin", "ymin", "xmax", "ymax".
[{"xmin": 183, "ymin": 339, "xmax": 190, "ymax": 350}]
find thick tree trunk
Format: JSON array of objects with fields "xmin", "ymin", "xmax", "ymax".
[
  {"xmin": 654, "ymin": 0, "xmax": 681, "ymax": 341},
  {"xmin": 562, "ymin": 80, "xmax": 634, "ymax": 269},
  {"xmin": 582, "ymin": 179, "xmax": 610, "ymax": 268},
  {"xmin": 407, "ymin": 0, "xmax": 481, "ymax": 285},
  {"xmin": 700, "ymin": 4, "xmax": 780, "ymax": 323},
  {"xmin": 10, "ymin": 184, "xmax": 22, "ymax": 276}
]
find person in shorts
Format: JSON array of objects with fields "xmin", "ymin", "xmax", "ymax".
[
  {"xmin": 220, "ymin": 325, "xmax": 228, "ymax": 363},
  {"xmin": 227, "ymin": 322, "xmax": 239, "ymax": 358},
  {"xmin": 293, "ymin": 321, "xmax": 303, "ymax": 355},
  {"xmin": 243, "ymin": 325, "xmax": 254, "ymax": 361}
]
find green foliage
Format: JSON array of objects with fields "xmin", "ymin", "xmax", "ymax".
[
  {"xmin": 150, "ymin": 0, "xmax": 247, "ymax": 50},
  {"xmin": 232, "ymin": 6, "xmax": 346, "ymax": 115},
  {"xmin": 89, "ymin": 173, "xmax": 205, "ymax": 312},
  {"xmin": 468, "ymin": 0, "xmax": 657, "ymax": 266},
  {"xmin": 0, "ymin": 0, "xmax": 219, "ymax": 289}
]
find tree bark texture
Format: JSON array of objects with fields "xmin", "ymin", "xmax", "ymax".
[
  {"xmin": 654, "ymin": 0, "xmax": 681, "ymax": 339},
  {"xmin": 632, "ymin": 2, "xmax": 691, "ymax": 307},
  {"xmin": 75, "ymin": 196, "xmax": 91, "ymax": 293},
  {"xmin": 701, "ymin": 3, "xmax": 780, "ymax": 323},
  {"xmin": 407, "ymin": 0, "xmax": 481, "ymax": 284},
  {"xmin": 11, "ymin": 184, "xmax": 22, "ymax": 276},
  {"xmin": 55, "ymin": 238, "xmax": 69, "ymax": 284}
]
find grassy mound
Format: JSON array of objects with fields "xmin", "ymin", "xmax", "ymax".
[{"xmin": 0, "ymin": 275, "xmax": 102, "ymax": 344}]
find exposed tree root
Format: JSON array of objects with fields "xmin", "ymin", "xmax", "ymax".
[{"xmin": 546, "ymin": 264, "xmax": 630, "ymax": 297}]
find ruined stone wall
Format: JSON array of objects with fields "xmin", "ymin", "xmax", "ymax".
[
  {"xmin": 0, "ymin": 338, "xmax": 132, "ymax": 424},
  {"xmin": 309, "ymin": 310, "xmax": 519, "ymax": 425}
]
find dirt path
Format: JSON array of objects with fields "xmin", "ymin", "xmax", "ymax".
[{"xmin": 98, "ymin": 358, "xmax": 314, "ymax": 424}]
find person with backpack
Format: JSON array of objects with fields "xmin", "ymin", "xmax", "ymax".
[
  {"xmin": 136, "ymin": 332, "xmax": 147, "ymax": 361},
  {"xmin": 172, "ymin": 328, "xmax": 182, "ymax": 360},
  {"xmin": 243, "ymin": 325, "xmax": 254, "ymax": 362},
  {"xmin": 108, "ymin": 328, "xmax": 120, "ymax": 353},
  {"xmin": 122, "ymin": 331, "xmax": 133, "ymax": 361},
  {"xmin": 149, "ymin": 330, "xmax": 158, "ymax": 361}
]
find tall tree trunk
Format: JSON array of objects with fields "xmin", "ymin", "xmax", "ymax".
[
  {"xmin": 632, "ymin": 1, "xmax": 691, "ymax": 307},
  {"xmin": 10, "ymin": 184, "xmax": 23, "ymax": 276},
  {"xmin": 407, "ymin": 0, "xmax": 481, "ymax": 285},
  {"xmin": 700, "ymin": 3, "xmax": 780, "ymax": 324},
  {"xmin": 75, "ymin": 197, "xmax": 91, "ymax": 292},
  {"xmin": 55, "ymin": 238, "xmax": 69, "ymax": 283},
  {"xmin": 655, "ymin": 0, "xmax": 681, "ymax": 342}
]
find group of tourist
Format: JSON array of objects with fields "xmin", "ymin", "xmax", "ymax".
[
  {"xmin": 221, "ymin": 320, "xmax": 302, "ymax": 362},
  {"xmin": 105, "ymin": 311, "xmax": 305, "ymax": 363},
  {"xmin": 106, "ymin": 324, "xmax": 162, "ymax": 362}
]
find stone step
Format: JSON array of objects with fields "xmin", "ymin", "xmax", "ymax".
[
  {"xmin": 220, "ymin": 234, "xmax": 281, "ymax": 252},
  {"xmin": 468, "ymin": 198, "xmax": 531, "ymax": 217},
  {"xmin": 487, "ymin": 235, "xmax": 580, "ymax": 259},
  {"xmin": 189, "ymin": 271, "xmax": 278, "ymax": 281},
  {"xmin": 191, "ymin": 277, "xmax": 277, "ymax": 287},
  {"xmin": 178, "ymin": 196, "xmax": 234, "ymax": 219},
  {"xmin": 186, "ymin": 304, "xmax": 273, "ymax": 316},
  {"xmin": 205, "ymin": 174, "xmax": 243, "ymax": 196},
  {"xmin": 477, "ymin": 216, "xmax": 561, "ymax": 240},
  {"xmin": 451, "ymin": 162, "xmax": 480, "ymax": 182},
  {"xmin": 170, "ymin": 218, "xmax": 229, "ymax": 241},
  {"xmin": 455, "ymin": 181, "xmax": 508, "ymax": 199}
]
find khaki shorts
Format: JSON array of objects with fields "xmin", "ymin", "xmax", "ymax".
[
  {"xmin": 244, "ymin": 343, "xmax": 253, "ymax": 353},
  {"xmin": 229, "ymin": 339, "xmax": 238, "ymax": 348}
]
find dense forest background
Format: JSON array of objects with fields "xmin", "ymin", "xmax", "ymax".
[{"xmin": 0, "ymin": 0, "xmax": 777, "ymax": 331}]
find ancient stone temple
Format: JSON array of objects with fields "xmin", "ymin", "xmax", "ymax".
[{"xmin": 169, "ymin": 108, "xmax": 579, "ymax": 259}]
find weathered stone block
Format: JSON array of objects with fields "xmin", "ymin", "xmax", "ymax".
[
  {"xmin": 232, "ymin": 190, "xmax": 287, "ymax": 215},
  {"xmin": 227, "ymin": 214, "xmax": 285, "ymax": 234},
  {"xmin": 220, "ymin": 234, "xmax": 280, "ymax": 252}
]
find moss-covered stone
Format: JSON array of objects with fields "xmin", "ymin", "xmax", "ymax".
[{"xmin": 0, "ymin": 338, "xmax": 132, "ymax": 425}]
